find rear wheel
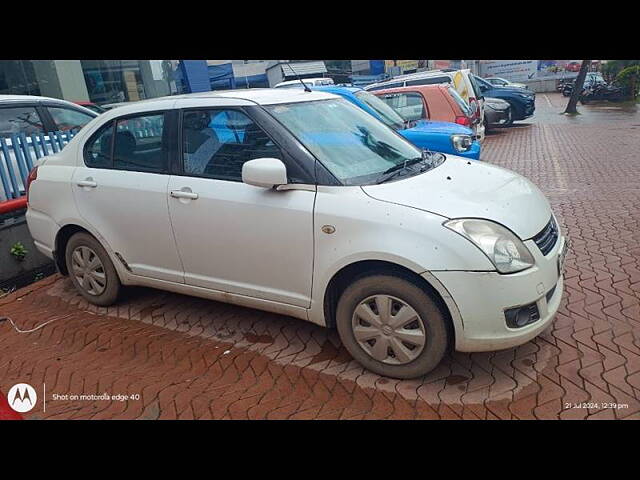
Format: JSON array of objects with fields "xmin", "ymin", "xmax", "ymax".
[
  {"xmin": 65, "ymin": 232, "xmax": 121, "ymax": 306},
  {"xmin": 335, "ymin": 274, "xmax": 449, "ymax": 379}
]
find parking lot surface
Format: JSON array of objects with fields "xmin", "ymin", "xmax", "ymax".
[{"xmin": 1, "ymin": 93, "xmax": 639, "ymax": 420}]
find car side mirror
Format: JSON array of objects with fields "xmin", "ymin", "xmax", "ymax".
[{"xmin": 242, "ymin": 158, "xmax": 288, "ymax": 188}]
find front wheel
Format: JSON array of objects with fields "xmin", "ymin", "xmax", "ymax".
[
  {"xmin": 65, "ymin": 232, "xmax": 121, "ymax": 306},
  {"xmin": 336, "ymin": 274, "xmax": 449, "ymax": 379},
  {"xmin": 503, "ymin": 104, "xmax": 515, "ymax": 126}
]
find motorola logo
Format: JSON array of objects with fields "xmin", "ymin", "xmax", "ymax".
[{"xmin": 8, "ymin": 383, "xmax": 37, "ymax": 413}]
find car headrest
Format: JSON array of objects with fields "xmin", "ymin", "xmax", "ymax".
[{"xmin": 114, "ymin": 130, "xmax": 136, "ymax": 158}]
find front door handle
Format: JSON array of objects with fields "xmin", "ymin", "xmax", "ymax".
[
  {"xmin": 77, "ymin": 179, "xmax": 97, "ymax": 188},
  {"xmin": 170, "ymin": 190, "xmax": 199, "ymax": 200}
]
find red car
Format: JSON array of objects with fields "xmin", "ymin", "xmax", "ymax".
[
  {"xmin": 372, "ymin": 84, "xmax": 478, "ymax": 131},
  {"xmin": 566, "ymin": 62, "xmax": 582, "ymax": 73}
]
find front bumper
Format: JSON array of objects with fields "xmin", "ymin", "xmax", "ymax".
[
  {"xmin": 428, "ymin": 234, "xmax": 566, "ymax": 352},
  {"xmin": 514, "ymin": 96, "xmax": 536, "ymax": 120},
  {"xmin": 485, "ymin": 106, "xmax": 511, "ymax": 127}
]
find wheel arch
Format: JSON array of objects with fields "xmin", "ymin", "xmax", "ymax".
[
  {"xmin": 54, "ymin": 224, "xmax": 93, "ymax": 275},
  {"xmin": 321, "ymin": 259, "xmax": 456, "ymax": 347}
]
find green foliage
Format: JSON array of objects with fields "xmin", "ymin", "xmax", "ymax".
[
  {"xmin": 615, "ymin": 66, "xmax": 640, "ymax": 99},
  {"xmin": 602, "ymin": 60, "xmax": 640, "ymax": 83},
  {"xmin": 10, "ymin": 241, "xmax": 28, "ymax": 261}
]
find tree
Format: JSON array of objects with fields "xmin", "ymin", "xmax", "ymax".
[
  {"xmin": 602, "ymin": 60, "xmax": 640, "ymax": 83},
  {"xmin": 616, "ymin": 65, "xmax": 640, "ymax": 100},
  {"xmin": 564, "ymin": 60, "xmax": 591, "ymax": 114}
]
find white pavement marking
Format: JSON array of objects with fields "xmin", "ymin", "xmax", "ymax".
[{"xmin": 543, "ymin": 94, "xmax": 553, "ymax": 108}]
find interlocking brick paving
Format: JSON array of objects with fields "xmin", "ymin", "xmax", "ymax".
[{"xmin": 1, "ymin": 93, "xmax": 639, "ymax": 420}]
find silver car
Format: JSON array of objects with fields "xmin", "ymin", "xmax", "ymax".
[
  {"xmin": 485, "ymin": 77, "xmax": 528, "ymax": 89},
  {"xmin": 483, "ymin": 97, "xmax": 512, "ymax": 130}
]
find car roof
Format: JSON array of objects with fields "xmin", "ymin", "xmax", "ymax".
[
  {"xmin": 0, "ymin": 94, "xmax": 83, "ymax": 105},
  {"xmin": 163, "ymin": 88, "xmax": 335, "ymax": 105},
  {"xmin": 365, "ymin": 69, "xmax": 467, "ymax": 90},
  {"xmin": 0, "ymin": 94, "xmax": 98, "ymax": 117},
  {"xmin": 373, "ymin": 84, "xmax": 448, "ymax": 94},
  {"xmin": 90, "ymin": 89, "xmax": 340, "ymax": 119}
]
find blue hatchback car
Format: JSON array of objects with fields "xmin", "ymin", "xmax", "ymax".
[{"xmin": 310, "ymin": 86, "xmax": 481, "ymax": 160}]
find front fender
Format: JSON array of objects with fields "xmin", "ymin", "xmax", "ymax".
[{"xmin": 308, "ymin": 185, "xmax": 494, "ymax": 325}]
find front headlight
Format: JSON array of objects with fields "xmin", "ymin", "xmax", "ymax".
[
  {"xmin": 451, "ymin": 134, "xmax": 473, "ymax": 152},
  {"xmin": 444, "ymin": 218, "xmax": 535, "ymax": 273}
]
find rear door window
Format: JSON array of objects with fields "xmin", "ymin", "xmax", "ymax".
[
  {"xmin": 84, "ymin": 122, "xmax": 114, "ymax": 168},
  {"xmin": 113, "ymin": 113, "xmax": 167, "ymax": 173},
  {"xmin": 0, "ymin": 106, "xmax": 46, "ymax": 136},
  {"xmin": 378, "ymin": 92, "xmax": 427, "ymax": 121}
]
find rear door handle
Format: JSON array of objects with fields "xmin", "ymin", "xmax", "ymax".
[
  {"xmin": 77, "ymin": 180, "xmax": 97, "ymax": 188},
  {"xmin": 170, "ymin": 190, "xmax": 199, "ymax": 200}
]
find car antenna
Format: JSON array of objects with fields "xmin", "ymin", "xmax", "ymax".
[{"xmin": 286, "ymin": 63, "xmax": 311, "ymax": 92}]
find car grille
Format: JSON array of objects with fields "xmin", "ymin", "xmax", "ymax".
[{"xmin": 533, "ymin": 217, "xmax": 559, "ymax": 256}]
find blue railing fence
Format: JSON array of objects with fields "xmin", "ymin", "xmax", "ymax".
[
  {"xmin": 0, "ymin": 124, "xmax": 166, "ymax": 202},
  {"xmin": 0, "ymin": 130, "xmax": 78, "ymax": 201}
]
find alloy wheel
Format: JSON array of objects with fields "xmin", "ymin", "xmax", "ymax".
[{"xmin": 351, "ymin": 294, "xmax": 426, "ymax": 365}]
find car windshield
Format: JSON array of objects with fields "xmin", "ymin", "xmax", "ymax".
[
  {"xmin": 475, "ymin": 76, "xmax": 493, "ymax": 90},
  {"xmin": 353, "ymin": 90, "xmax": 406, "ymax": 130},
  {"xmin": 266, "ymin": 98, "xmax": 442, "ymax": 186}
]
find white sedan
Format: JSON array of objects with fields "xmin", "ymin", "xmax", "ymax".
[{"xmin": 26, "ymin": 88, "xmax": 566, "ymax": 378}]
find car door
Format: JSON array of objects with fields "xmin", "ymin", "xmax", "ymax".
[
  {"xmin": 167, "ymin": 106, "xmax": 315, "ymax": 307},
  {"xmin": 72, "ymin": 110, "xmax": 184, "ymax": 283}
]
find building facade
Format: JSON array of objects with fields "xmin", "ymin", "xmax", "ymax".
[{"xmin": 0, "ymin": 60, "xmax": 179, "ymax": 104}]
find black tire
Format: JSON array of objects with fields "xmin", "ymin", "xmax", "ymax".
[
  {"xmin": 483, "ymin": 117, "xmax": 491, "ymax": 134},
  {"xmin": 503, "ymin": 103, "xmax": 515, "ymax": 126},
  {"xmin": 335, "ymin": 274, "xmax": 449, "ymax": 379},
  {"xmin": 65, "ymin": 232, "xmax": 121, "ymax": 306}
]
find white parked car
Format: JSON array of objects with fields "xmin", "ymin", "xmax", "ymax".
[{"xmin": 26, "ymin": 89, "xmax": 567, "ymax": 379}]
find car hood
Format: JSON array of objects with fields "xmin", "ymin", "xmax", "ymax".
[
  {"xmin": 493, "ymin": 86, "xmax": 533, "ymax": 96},
  {"xmin": 361, "ymin": 156, "xmax": 551, "ymax": 239},
  {"xmin": 485, "ymin": 97, "xmax": 510, "ymax": 107},
  {"xmin": 403, "ymin": 120, "xmax": 472, "ymax": 136}
]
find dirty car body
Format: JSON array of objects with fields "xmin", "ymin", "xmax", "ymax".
[{"xmin": 26, "ymin": 88, "xmax": 566, "ymax": 378}]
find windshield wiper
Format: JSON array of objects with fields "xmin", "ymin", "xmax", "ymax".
[{"xmin": 376, "ymin": 157, "xmax": 423, "ymax": 184}]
